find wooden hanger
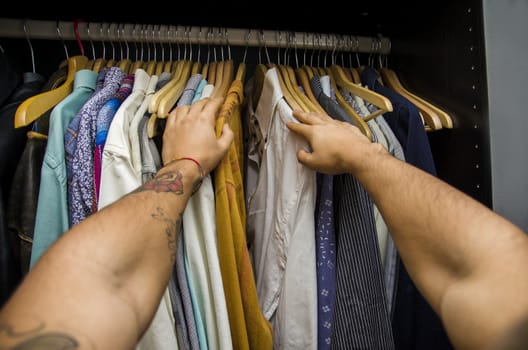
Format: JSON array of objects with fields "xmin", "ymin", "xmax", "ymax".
[
  {"xmin": 251, "ymin": 63, "xmax": 268, "ymax": 107},
  {"xmin": 285, "ymin": 65, "xmax": 321, "ymax": 113},
  {"xmin": 295, "ymin": 67, "xmax": 327, "ymax": 115},
  {"xmin": 330, "ymin": 64, "xmax": 393, "ymax": 122},
  {"xmin": 211, "ymin": 60, "xmax": 224, "ymax": 97},
  {"xmin": 379, "ymin": 67, "xmax": 452, "ymax": 129},
  {"xmin": 349, "ymin": 67, "xmax": 362, "ymax": 84},
  {"xmin": 147, "ymin": 59, "xmax": 197, "ymax": 137},
  {"xmin": 212, "ymin": 60, "xmax": 234, "ymax": 99},
  {"xmin": 271, "ymin": 64, "xmax": 305, "ymax": 112},
  {"xmin": 155, "ymin": 60, "xmax": 165, "ymax": 76},
  {"xmin": 157, "ymin": 60, "xmax": 193, "ymax": 118},
  {"xmin": 144, "ymin": 60, "xmax": 157, "ymax": 76},
  {"xmin": 118, "ymin": 58, "xmax": 132, "ymax": 74},
  {"xmin": 106, "ymin": 58, "xmax": 117, "ymax": 68},
  {"xmin": 147, "ymin": 112, "xmax": 159, "ymax": 138},
  {"xmin": 235, "ymin": 61, "xmax": 246, "ymax": 83},
  {"xmin": 379, "ymin": 68, "xmax": 453, "ymax": 130},
  {"xmin": 201, "ymin": 61, "xmax": 209, "ymax": 78},
  {"xmin": 14, "ymin": 55, "xmax": 88, "ymax": 128},
  {"xmin": 208, "ymin": 61, "xmax": 217, "ymax": 85},
  {"xmin": 130, "ymin": 59, "xmax": 144, "ymax": 74},
  {"xmin": 148, "ymin": 59, "xmax": 185, "ymax": 114},
  {"xmin": 191, "ymin": 61, "xmax": 202, "ymax": 76},
  {"xmin": 163, "ymin": 60, "xmax": 173, "ymax": 74},
  {"xmin": 326, "ymin": 67, "xmax": 373, "ymax": 141}
]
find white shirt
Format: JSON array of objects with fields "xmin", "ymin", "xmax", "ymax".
[
  {"xmin": 179, "ymin": 81, "xmax": 232, "ymax": 349},
  {"xmin": 98, "ymin": 68, "xmax": 150, "ymax": 209},
  {"xmin": 136, "ymin": 289, "xmax": 179, "ymax": 350},
  {"xmin": 129, "ymin": 74, "xmax": 159, "ymax": 175},
  {"xmin": 182, "ymin": 175, "xmax": 232, "ymax": 349},
  {"xmin": 246, "ymin": 67, "xmax": 317, "ymax": 349}
]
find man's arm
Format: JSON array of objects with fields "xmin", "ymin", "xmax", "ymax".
[
  {"xmin": 287, "ymin": 110, "xmax": 528, "ymax": 350},
  {"xmin": 0, "ymin": 97, "xmax": 233, "ymax": 349}
]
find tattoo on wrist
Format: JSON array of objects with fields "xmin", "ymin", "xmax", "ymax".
[
  {"xmin": 0, "ymin": 322, "xmax": 79, "ymax": 349},
  {"xmin": 134, "ymin": 170, "xmax": 185, "ymax": 195},
  {"xmin": 151, "ymin": 207, "xmax": 181, "ymax": 263}
]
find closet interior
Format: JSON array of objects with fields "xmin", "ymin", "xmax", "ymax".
[{"xmin": 0, "ymin": 1, "xmax": 490, "ymax": 349}]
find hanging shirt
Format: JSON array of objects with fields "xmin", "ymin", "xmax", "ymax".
[
  {"xmin": 191, "ymin": 78, "xmax": 207, "ymax": 103},
  {"xmin": 31, "ymin": 69, "xmax": 97, "ymax": 267},
  {"xmin": 97, "ymin": 68, "xmax": 150, "ymax": 210},
  {"xmin": 361, "ymin": 66, "xmax": 453, "ymax": 350},
  {"xmin": 177, "ymin": 78, "xmax": 233, "ymax": 350},
  {"xmin": 314, "ymin": 75, "xmax": 338, "ymax": 350},
  {"xmin": 134, "ymin": 113, "xmax": 181, "ymax": 350},
  {"xmin": 176, "ymin": 73, "xmax": 202, "ymax": 107},
  {"xmin": 129, "ymin": 73, "xmax": 159, "ymax": 177},
  {"xmin": 246, "ymin": 67, "xmax": 317, "ymax": 349},
  {"xmin": 0, "ymin": 71, "xmax": 46, "ymax": 306},
  {"xmin": 171, "ymin": 75, "xmax": 205, "ymax": 350},
  {"xmin": 94, "ymin": 74, "xmax": 135, "ymax": 202},
  {"xmin": 7, "ymin": 62, "xmax": 68, "ymax": 278},
  {"xmin": 67, "ymin": 66, "xmax": 125, "ymax": 226},
  {"xmin": 340, "ymin": 88, "xmax": 390, "ymax": 265},
  {"xmin": 365, "ymin": 97, "xmax": 406, "ymax": 316},
  {"xmin": 64, "ymin": 68, "xmax": 107, "ymax": 202},
  {"xmin": 310, "ymin": 75, "xmax": 394, "ymax": 349}
]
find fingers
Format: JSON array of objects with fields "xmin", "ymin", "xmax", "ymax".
[
  {"xmin": 168, "ymin": 97, "xmax": 224, "ymax": 125},
  {"xmin": 201, "ymin": 96, "xmax": 224, "ymax": 116},
  {"xmin": 218, "ymin": 123, "xmax": 234, "ymax": 151},
  {"xmin": 296, "ymin": 149, "xmax": 314, "ymax": 167},
  {"xmin": 286, "ymin": 120, "xmax": 313, "ymax": 139},
  {"xmin": 292, "ymin": 109, "xmax": 326, "ymax": 125}
]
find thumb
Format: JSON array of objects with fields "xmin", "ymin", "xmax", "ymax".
[
  {"xmin": 217, "ymin": 123, "xmax": 234, "ymax": 151},
  {"xmin": 296, "ymin": 148, "xmax": 315, "ymax": 167}
]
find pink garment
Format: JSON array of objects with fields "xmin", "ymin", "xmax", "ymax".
[{"xmin": 94, "ymin": 144, "xmax": 103, "ymax": 206}]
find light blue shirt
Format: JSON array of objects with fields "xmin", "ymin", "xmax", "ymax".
[
  {"xmin": 30, "ymin": 69, "xmax": 97, "ymax": 267},
  {"xmin": 191, "ymin": 78, "xmax": 208, "ymax": 103}
]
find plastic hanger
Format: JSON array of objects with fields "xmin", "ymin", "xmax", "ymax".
[{"xmin": 15, "ymin": 21, "xmax": 88, "ymax": 128}]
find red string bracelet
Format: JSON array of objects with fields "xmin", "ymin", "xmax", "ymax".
[{"xmin": 164, "ymin": 157, "xmax": 205, "ymax": 195}]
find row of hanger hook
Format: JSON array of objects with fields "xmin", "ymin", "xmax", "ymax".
[{"xmin": 21, "ymin": 18, "xmax": 390, "ymax": 72}]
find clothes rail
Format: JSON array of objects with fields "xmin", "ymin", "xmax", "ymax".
[{"xmin": 0, "ymin": 18, "xmax": 391, "ymax": 55}]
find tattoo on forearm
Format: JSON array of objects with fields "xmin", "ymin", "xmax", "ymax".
[
  {"xmin": 151, "ymin": 207, "xmax": 181, "ymax": 263},
  {"xmin": 133, "ymin": 170, "xmax": 185, "ymax": 195},
  {"xmin": 0, "ymin": 323, "xmax": 79, "ymax": 349}
]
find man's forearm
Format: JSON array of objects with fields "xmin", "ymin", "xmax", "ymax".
[
  {"xmin": 0, "ymin": 161, "xmax": 201, "ymax": 349},
  {"xmin": 352, "ymin": 147, "xmax": 528, "ymax": 348}
]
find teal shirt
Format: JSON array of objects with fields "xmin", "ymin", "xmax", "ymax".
[{"xmin": 30, "ymin": 69, "xmax": 97, "ymax": 267}]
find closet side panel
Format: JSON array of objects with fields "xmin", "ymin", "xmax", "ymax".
[
  {"xmin": 483, "ymin": 0, "xmax": 528, "ymax": 232},
  {"xmin": 387, "ymin": 0, "xmax": 492, "ymax": 208}
]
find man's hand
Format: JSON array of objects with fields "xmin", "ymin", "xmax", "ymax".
[
  {"xmin": 286, "ymin": 109, "xmax": 386, "ymax": 175},
  {"xmin": 162, "ymin": 97, "xmax": 234, "ymax": 175}
]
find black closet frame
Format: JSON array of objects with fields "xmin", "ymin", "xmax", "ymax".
[{"xmin": 0, "ymin": 0, "xmax": 491, "ymax": 209}]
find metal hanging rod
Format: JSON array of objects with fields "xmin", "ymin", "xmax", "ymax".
[{"xmin": 0, "ymin": 18, "xmax": 391, "ymax": 55}]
